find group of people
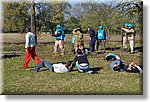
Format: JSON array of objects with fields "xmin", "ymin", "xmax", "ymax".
[
  {"xmin": 23, "ymin": 24, "xmax": 141, "ymax": 74},
  {"xmin": 23, "ymin": 27, "xmax": 96, "ymax": 74},
  {"xmin": 121, "ymin": 23, "xmax": 135, "ymax": 54},
  {"xmin": 105, "ymin": 53, "xmax": 142, "ymax": 73},
  {"xmin": 87, "ymin": 26, "xmax": 106, "ymax": 53}
]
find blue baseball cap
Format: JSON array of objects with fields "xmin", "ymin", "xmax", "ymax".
[
  {"xmin": 56, "ymin": 24, "xmax": 61, "ymax": 29},
  {"xmin": 99, "ymin": 26, "xmax": 103, "ymax": 29},
  {"xmin": 124, "ymin": 23, "xmax": 128, "ymax": 26},
  {"xmin": 128, "ymin": 24, "xmax": 133, "ymax": 27}
]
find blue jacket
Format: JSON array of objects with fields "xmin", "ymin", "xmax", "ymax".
[
  {"xmin": 97, "ymin": 29, "xmax": 106, "ymax": 40},
  {"xmin": 54, "ymin": 26, "xmax": 65, "ymax": 40}
]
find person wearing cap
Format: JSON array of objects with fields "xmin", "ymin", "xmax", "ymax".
[
  {"xmin": 121, "ymin": 23, "xmax": 135, "ymax": 53},
  {"xmin": 121, "ymin": 23, "xmax": 128, "ymax": 51},
  {"xmin": 53, "ymin": 24, "xmax": 65, "ymax": 55},
  {"xmin": 88, "ymin": 27, "xmax": 96, "ymax": 53},
  {"xmin": 96, "ymin": 26, "xmax": 106, "ymax": 52},
  {"xmin": 72, "ymin": 27, "xmax": 84, "ymax": 53},
  {"xmin": 23, "ymin": 28, "xmax": 41, "ymax": 68}
]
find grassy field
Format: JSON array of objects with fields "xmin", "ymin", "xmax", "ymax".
[{"xmin": 1, "ymin": 33, "xmax": 143, "ymax": 95}]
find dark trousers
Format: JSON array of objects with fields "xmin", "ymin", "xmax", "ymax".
[
  {"xmin": 96, "ymin": 40, "xmax": 106, "ymax": 51},
  {"xmin": 89, "ymin": 37, "xmax": 96, "ymax": 52}
]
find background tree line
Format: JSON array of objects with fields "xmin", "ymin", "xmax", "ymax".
[{"xmin": 2, "ymin": 0, "xmax": 142, "ymax": 35}]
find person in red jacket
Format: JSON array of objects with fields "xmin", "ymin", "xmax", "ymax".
[{"xmin": 23, "ymin": 28, "xmax": 41, "ymax": 68}]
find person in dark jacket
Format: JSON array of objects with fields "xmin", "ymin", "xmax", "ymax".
[
  {"xmin": 88, "ymin": 27, "xmax": 96, "ymax": 53},
  {"xmin": 70, "ymin": 49, "xmax": 97, "ymax": 74}
]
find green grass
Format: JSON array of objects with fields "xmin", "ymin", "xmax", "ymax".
[{"xmin": 2, "ymin": 34, "xmax": 143, "ymax": 95}]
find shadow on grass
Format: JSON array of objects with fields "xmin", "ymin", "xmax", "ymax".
[
  {"xmin": 90, "ymin": 67, "xmax": 102, "ymax": 72},
  {"xmin": 105, "ymin": 47, "xmax": 121, "ymax": 51},
  {"xmin": 2, "ymin": 54, "xmax": 21, "ymax": 59},
  {"xmin": 38, "ymin": 42, "xmax": 54, "ymax": 45},
  {"xmin": 97, "ymin": 51, "xmax": 106, "ymax": 54},
  {"xmin": 134, "ymin": 46, "xmax": 143, "ymax": 52}
]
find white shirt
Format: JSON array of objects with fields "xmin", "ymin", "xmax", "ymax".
[
  {"xmin": 52, "ymin": 63, "xmax": 69, "ymax": 73},
  {"xmin": 25, "ymin": 32, "xmax": 36, "ymax": 48}
]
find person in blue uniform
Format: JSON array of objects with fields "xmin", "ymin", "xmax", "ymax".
[
  {"xmin": 53, "ymin": 24, "xmax": 65, "ymax": 55},
  {"xmin": 96, "ymin": 26, "xmax": 106, "ymax": 52}
]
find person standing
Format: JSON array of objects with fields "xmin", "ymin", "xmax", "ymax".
[
  {"xmin": 71, "ymin": 34, "xmax": 75, "ymax": 54},
  {"xmin": 121, "ymin": 24, "xmax": 135, "ymax": 53},
  {"xmin": 73, "ymin": 27, "xmax": 84, "ymax": 53},
  {"xmin": 23, "ymin": 28, "xmax": 41, "ymax": 68},
  {"xmin": 88, "ymin": 27, "xmax": 96, "ymax": 53},
  {"xmin": 53, "ymin": 24, "xmax": 65, "ymax": 55},
  {"xmin": 96, "ymin": 26, "xmax": 106, "ymax": 52},
  {"xmin": 121, "ymin": 23, "xmax": 128, "ymax": 51}
]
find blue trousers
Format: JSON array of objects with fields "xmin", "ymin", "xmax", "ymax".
[
  {"xmin": 33, "ymin": 60, "xmax": 53, "ymax": 72},
  {"xmin": 89, "ymin": 37, "xmax": 96, "ymax": 52},
  {"xmin": 76, "ymin": 61, "xmax": 93, "ymax": 74},
  {"xmin": 109, "ymin": 60, "xmax": 126, "ymax": 72}
]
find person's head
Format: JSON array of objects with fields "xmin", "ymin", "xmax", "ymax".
[
  {"xmin": 126, "ymin": 62, "xmax": 135, "ymax": 71},
  {"xmin": 99, "ymin": 26, "xmax": 103, "ymax": 30},
  {"xmin": 124, "ymin": 23, "xmax": 128, "ymax": 28},
  {"xmin": 76, "ymin": 49, "xmax": 83, "ymax": 55},
  {"xmin": 126, "ymin": 66, "xmax": 132, "ymax": 71},
  {"xmin": 56, "ymin": 24, "xmax": 62, "ymax": 29},
  {"xmin": 127, "ymin": 23, "xmax": 133, "ymax": 29},
  {"xmin": 25, "ymin": 27, "xmax": 31, "ymax": 33},
  {"xmin": 87, "ymin": 27, "xmax": 90, "ymax": 31},
  {"xmin": 65, "ymin": 61, "xmax": 72, "ymax": 67}
]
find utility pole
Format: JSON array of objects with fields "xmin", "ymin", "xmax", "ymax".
[
  {"xmin": 30, "ymin": 0, "xmax": 36, "ymax": 34},
  {"xmin": 33, "ymin": 2, "xmax": 36, "ymax": 34},
  {"xmin": 30, "ymin": 0, "xmax": 37, "ymax": 43}
]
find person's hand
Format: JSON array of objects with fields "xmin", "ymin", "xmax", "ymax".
[
  {"xmin": 25, "ymin": 48, "xmax": 28, "ymax": 52},
  {"xmin": 60, "ymin": 40, "xmax": 64, "ymax": 45}
]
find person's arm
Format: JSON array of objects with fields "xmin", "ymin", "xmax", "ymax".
[
  {"xmin": 25, "ymin": 33, "xmax": 29, "ymax": 48},
  {"xmin": 121, "ymin": 28, "xmax": 134, "ymax": 33},
  {"xmin": 104, "ymin": 30, "xmax": 106, "ymax": 40},
  {"xmin": 69, "ymin": 62, "xmax": 75, "ymax": 72},
  {"xmin": 69, "ymin": 56, "xmax": 77, "ymax": 71},
  {"xmin": 96, "ymin": 30, "xmax": 98, "ymax": 38}
]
